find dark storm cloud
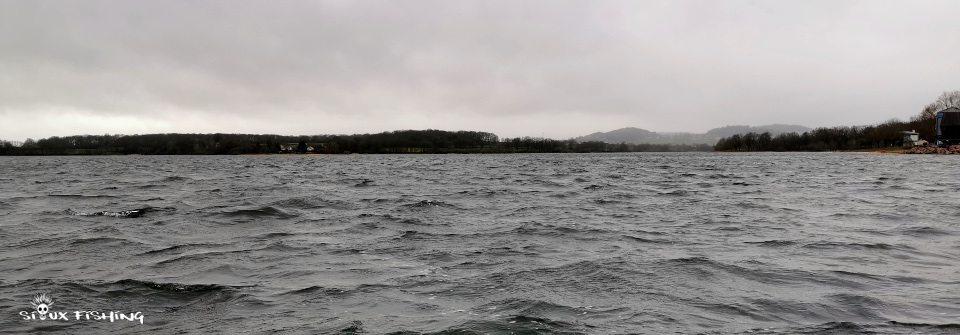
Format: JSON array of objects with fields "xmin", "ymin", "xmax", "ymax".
[{"xmin": 2, "ymin": 0, "xmax": 960, "ymax": 140}]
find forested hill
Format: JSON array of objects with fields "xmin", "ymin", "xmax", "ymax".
[
  {"xmin": 704, "ymin": 124, "xmax": 812, "ymax": 138},
  {"xmin": 574, "ymin": 124, "xmax": 810, "ymax": 145},
  {"xmin": 0, "ymin": 129, "xmax": 712, "ymax": 155},
  {"xmin": 575, "ymin": 127, "xmax": 658, "ymax": 143}
]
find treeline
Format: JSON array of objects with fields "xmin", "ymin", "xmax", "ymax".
[
  {"xmin": 0, "ymin": 129, "xmax": 712, "ymax": 156},
  {"xmin": 714, "ymin": 119, "xmax": 916, "ymax": 151},
  {"xmin": 715, "ymin": 91, "xmax": 958, "ymax": 151}
]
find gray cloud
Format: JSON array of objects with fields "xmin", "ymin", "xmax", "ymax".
[{"xmin": 2, "ymin": 0, "xmax": 960, "ymax": 141}]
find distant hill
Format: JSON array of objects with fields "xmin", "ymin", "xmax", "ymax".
[
  {"xmin": 575, "ymin": 124, "xmax": 811, "ymax": 145},
  {"xmin": 703, "ymin": 124, "xmax": 812, "ymax": 138},
  {"xmin": 575, "ymin": 127, "xmax": 658, "ymax": 143}
]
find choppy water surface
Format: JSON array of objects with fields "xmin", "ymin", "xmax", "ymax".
[{"xmin": 1, "ymin": 153, "xmax": 958, "ymax": 334}]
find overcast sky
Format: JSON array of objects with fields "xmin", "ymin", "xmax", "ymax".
[{"xmin": 2, "ymin": 0, "xmax": 959, "ymax": 141}]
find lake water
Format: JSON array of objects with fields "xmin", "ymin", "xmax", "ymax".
[{"xmin": 0, "ymin": 153, "xmax": 958, "ymax": 334}]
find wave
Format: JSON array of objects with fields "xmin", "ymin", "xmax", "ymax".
[
  {"xmin": 395, "ymin": 230, "xmax": 461, "ymax": 241},
  {"xmin": 591, "ymin": 198, "xmax": 622, "ymax": 205},
  {"xmin": 456, "ymin": 188, "xmax": 514, "ymax": 197},
  {"xmin": 160, "ymin": 176, "xmax": 193, "ymax": 182},
  {"xmin": 620, "ymin": 234, "xmax": 672, "ymax": 244},
  {"xmin": 510, "ymin": 222, "xmax": 610, "ymax": 238},
  {"xmin": 276, "ymin": 283, "xmax": 395, "ymax": 302},
  {"xmin": 736, "ymin": 201, "xmax": 772, "ymax": 209},
  {"xmin": 270, "ymin": 197, "xmax": 328, "ymax": 209},
  {"xmin": 357, "ymin": 213, "xmax": 426, "ymax": 225},
  {"xmin": 116, "ymin": 279, "xmax": 228, "ymax": 292},
  {"xmin": 49, "ymin": 194, "xmax": 117, "ymax": 198},
  {"xmin": 213, "ymin": 206, "xmax": 296, "ymax": 219},
  {"xmin": 0, "ymin": 278, "xmax": 239, "ymax": 296},
  {"xmin": 403, "ymin": 200, "xmax": 457, "ymax": 209},
  {"xmin": 887, "ymin": 320, "xmax": 960, "ymax": 329},
  {"xmin": 436, "ymin": 314, "xmax": 590, "ymax": 335},
  {"xmin": 648, "ymin": 257, "xmax": 864, "ymax": 288},
  {"xmin": 659, "ymin": 189, "xmax": 689, "ymax": 196},
  {"xmin": 446, "ymin": 299, "xmax": 595, "ymax": 334},
  {"xmin": 744, "ymin": 240, "xmax": 797, "ymax": 247},
  {"xmin": 802, "ymin": 241, "xmax": 915, "ymax": 251},
  {"xmin": 901, "ymin": 226, "xmax": 953, "ymax": 236},
  {"xmin": 68, "ymin": 207, "xmax": 152, "ymax": 218},
  {"xmin": 547, "ymin": 190, "xmax": 580, "ymax": 198},
  {"xmin": 69, "ymin": 237, "xmax": 145, "ymax": 247}
]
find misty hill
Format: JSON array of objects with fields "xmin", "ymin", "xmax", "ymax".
[
  {"xmin": 575, "ymin": 124, "xmax": 811, "ymax": 145},
  {"xmin": 575, "ymin": 127, "xmax": 658, "ymax": 143},
  {"xmin": 703, "ymin": 124, "xmax": 812, "ymax": 138}
]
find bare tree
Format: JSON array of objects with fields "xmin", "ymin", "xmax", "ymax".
[{"xmin": 929, "ymin": 91, "xmax": 960, "ymax": 114}]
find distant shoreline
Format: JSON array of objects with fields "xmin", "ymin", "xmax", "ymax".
[{"xmin": 0, "ymin": 130, "xmax": 714, "ymax": 156}]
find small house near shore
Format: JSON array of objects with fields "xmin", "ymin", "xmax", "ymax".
[
  {"xmin": 935, "ymin": 107, "xmax": 960, "ymax": 144},
  {"xmin": 903, "ymin": 130, "xmax": 920, "ymax": 147}
]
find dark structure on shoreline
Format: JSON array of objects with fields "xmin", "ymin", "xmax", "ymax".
[{"xmin": 935, "ymin": 107, "xmax": 960, "ymax": 145}]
